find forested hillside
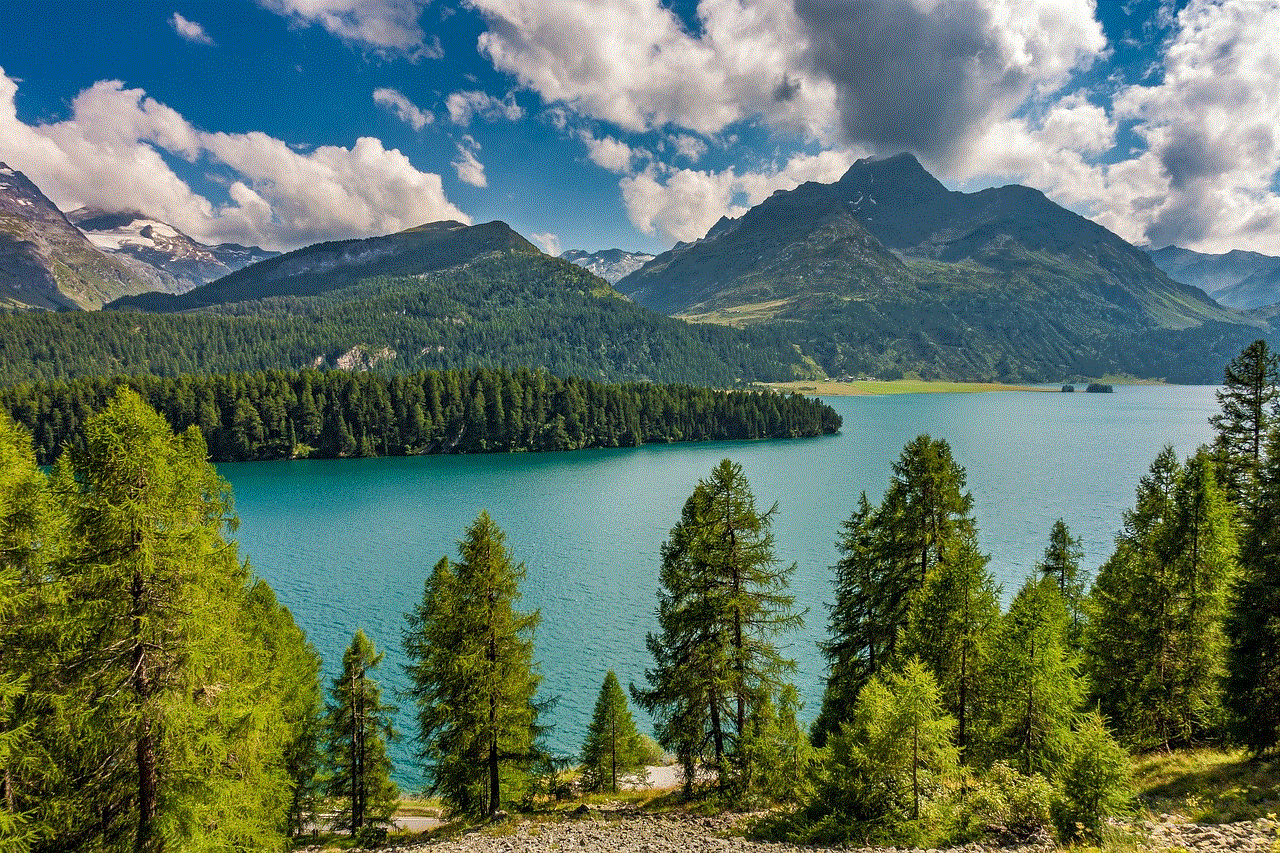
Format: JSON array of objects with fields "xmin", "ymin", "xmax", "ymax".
[{"xmin": 0, "ymin": 367, "xmax": 842, "ymax": 464}]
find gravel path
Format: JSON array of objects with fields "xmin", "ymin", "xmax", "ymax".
[{"xmin": 297, "ymin": 810, "xmax": 1279, "ymax": 853}]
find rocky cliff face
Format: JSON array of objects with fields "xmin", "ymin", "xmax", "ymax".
[{"xmin": 0, "ymin": 163, "xmax": 151, "ymax": 309}]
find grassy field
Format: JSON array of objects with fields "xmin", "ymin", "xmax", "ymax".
[
  {"xmin": 758, "ymin": 379, "xmax": 1055, "ymax": 396},
  {"xmin": 1133, "ymin": 748, "xmax": 1280, "ymax": 823}
]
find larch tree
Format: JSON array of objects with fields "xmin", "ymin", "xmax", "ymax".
[
  {"xmin": 580, "ymin": 671, "xmax": 646, "ymax": 794},
  {"xmin": 39, "ymin": 388, "xmax": 305, "ymax": 852},
  {"xmin": 989, "ymin": 576, "xmax": 1084, "ymax": 775},
  {"xmin": 1225, "ymin": 427, "xmax": 1280, "ymax": 753},
  {"xmin": 0, "ymin": 414, "xmax": 57, "ymax": 853},
  {"xmin": 1036, "ymin": 519, "xmax": 1087, "ymax": 648},
  {"xmin": 814, "ymin": 436, "xmax": 977, "ymax": 747},
  {"xmin": 900, "ymin": 531, "xmax": 1001, "ymax": 764},
  {"xmin": 320, "ymin": 629, "xmax": 399, "ymax": 837},
  {"xmin": 1087, "ymin": 447, "xmax": 1236, "ymax": 749},
  {"xmin": 402, "ymin": 513, "xmax": 545, "ymax": 819},
  {"xmin": 1211, "ymin": 339, "xmax": 1279, "ymax": 504},
  {"xmin": 633, "ymin": 459, "xmax": 803, "ymax": 796},
  {"xmin": 807, "ymin": 658, "xmax": 958, "ymax": 844}
]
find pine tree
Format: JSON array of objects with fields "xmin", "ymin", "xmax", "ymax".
[
  {"xmin": 1087, "ymin": 447, "xmax": 1235, "ymax": 749},
  {"xmin": 1211, "ymin": 339, "xmax": 1279, "ymax": 503},
  {"xmin": 321, "ymin": 630, "xmax": 399, "ymax": 837},
  {"xmin": 402, "ymin": 514, "xmax": 545, "ymax": 819},
  {"xmin": 1225, "ymin": 427, "xmax": 1280, "ymax": 753},
  {"xmin": 580, "ymin": 672, "xmax": 646, "ymax": 793},
  {"xmin": 900, "ymin": 531, "xmax": 1001, "ymax": 764},
  {"xmin": 990, "ymin": 576, "xmax": 1084, "ymax": 775},
  {"xmin": 815, "ymin": 436, "xmax": 977, "ymax": 746},
  {"xmin": 632, "ymin": 459, "xmax": 803, "ymax": 795},
  {"xmin": 1037, "ymin": 519, "xmax": 1086, "ymax": 648}
]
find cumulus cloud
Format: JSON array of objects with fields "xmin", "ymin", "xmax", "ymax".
[
  {"xmin": 373, "ymin": 87, "xmax": 432, "ymax": 130},
  {"xmin": 466, "ymin": 0, "xmax": 837, "ymax": 138},
  {"xmin": 669, "ymin": 133, "xmax": 708, "ymax": 163},
  {"xmin": 620, "ymin": 149, "xmax": 856, "ymax": 243},
  {"xmin": 445, "ymin": 89, "xmax": 524, "ymax": 125},
  {"xmin": 259, "ymin": 0, "xmax": 441, "ymax": 58},
  {"xmin": 580, "ymin": 132, "xmax": 640, "ymax": 174},
  {"xmin": 452, "ymin": 135, "xmax": 487, "ymax": 187},
  {"xmin": 0, "ymin": 71, "xmax": 468, "ymax": 250},
  {"xmin": 171, "ymin": 13, "xmax": 215, "ymax": 45},
  {"xmin": 950, "ymin": 0, "xmax": 1280, "ymax": 254},
  {"xmin": 792, "ymin": 0, "xmax": 1105, "ymax": 166},
  {"xmin": 528, "ymin": 231, "xmax": 561, "ymax": 255}
]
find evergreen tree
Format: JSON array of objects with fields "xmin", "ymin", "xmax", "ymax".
[
  {"xmin": 35, "ymin": 389, "xmax": 303, "ymax": 852},
  {"xmin": 804, "ymin": 658, "xmax": 958, "ymax": 844},
  {"xmin": 402, "ymin": 514, "xmax": 545, "ymax": 819},
  {"xmin": 1050, "ymin": 711, "xmax": 1132, "ymax": 841},
  {"xmin": 320, "ymin": 630, "xmax": 399, "ymax": 837},
  {"xmin": 632, "ymin": 460, "xmax": 804, "ymax": 795},
  {"xmin": 814, "ymin": 436, "xmax": 976, "ymax": 746},
  {"xmin": 1036, "ymin": 519, "xmax": 1086, "ymax": 648},
  {"xmin": 742, "ymin": 684, "xmax": 816, "ymax": 804},
  {"xmin": 990, "ymin": 576, "xmax": 1084, "ymax": 775},
  {"xmin": 1087, "ymin": 447, "xmax": 1236, "ymax": 749},
  {"xmin": 580, "ymin": 672, "xmax": 647, "ymax": 794},
  {"xmin": 1211, "ymin": 339, "xmax": 1279, "ymax": 503},
  {"xmin": 1225, "ymin": 427, "xmax": 1280, "ymax": 753},
  {"xmin": 900, "ymin": 531, "xmax": 1000, "ymax": 764},
  {"xmin": 0, "ymin": 415, "xmax": 56, "ymax": 853}
]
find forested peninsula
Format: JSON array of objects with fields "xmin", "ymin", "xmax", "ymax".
[{"xmin": 0, "ymin": 367, "xmax": 842, "ymax": 465}]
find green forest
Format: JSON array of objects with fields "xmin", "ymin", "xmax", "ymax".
[
  {"xmin": 0, "ymin": 367, "xmax": 841, "ymax": 465},
  {"xmin": 0, "ymin": 252, "xmax": 815, "ymax": 386},
  {"xmin": 3, "ymin": 341, "xmax": 1280, "ymax": 852}
]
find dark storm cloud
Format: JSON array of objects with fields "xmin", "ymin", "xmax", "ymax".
[{"xmin": 792, "ymin": 0, "xmax": 1034, "ymax": 161}]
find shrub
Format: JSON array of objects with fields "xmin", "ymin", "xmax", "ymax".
[{"xmin": 1052, "ymin": 711, "xmax": 1132, "ymax": 841}]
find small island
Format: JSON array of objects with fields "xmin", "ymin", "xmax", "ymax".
[{"xmin": 1086, "ymin": 382, "xmax": 1115, "ymax": 393}]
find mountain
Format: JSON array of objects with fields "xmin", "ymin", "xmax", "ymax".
[
  {"xmin": 561, "ymin": 248, "xmax": 656, "ymax": 283},
  {"xmin": 0, "ymin": 219, "xmax": 813, "ymax": 386},
  {"xmin": 617, "ymin": 153, "xmax": 1262, "ymax": 382},
  {"xmin": 0, "ymin": 163, "xmax": 152, "ymax": 309},
  {"xmin": 68, "ymin": 208, "xmax": 278, "ymax": 294},
  {"xmin": 1147, "ymin": 245, "xmax": 1280, "ymax": 310}
]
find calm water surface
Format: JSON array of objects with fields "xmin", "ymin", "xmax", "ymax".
[{"xmin": 219, "ymin": 385, "xmax": 1219, "ymax": 787}]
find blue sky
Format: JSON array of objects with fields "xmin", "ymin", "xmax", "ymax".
[{"xmin": 1, "ymin": 0, "xmax": 1276, "ymax": 257}]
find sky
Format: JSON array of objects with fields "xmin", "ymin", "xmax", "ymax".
[{"xmin": 0, "ymin": 0, "xmax": 1277, "ymax": 257}]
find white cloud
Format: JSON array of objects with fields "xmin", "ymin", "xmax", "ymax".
[
  {"xmin": 466, "ymin": 0, "xmax": 836, "ymax": 138},
  {"xmin": 445, "ymin": 90, "xmax": 524, "ymax": 125},
  {"xmin": 580, "ymin": 132, "xmax": 639, "ymax": 174},
  {"xmin": 171, "ymin": 13, "xmax": 215, "ymax": 45},
  {"xmin": 951, "ymin": 0, "xmax": 1280, "ymax": 254},
  {"xmin": 258, "ymin": 0, "xmax": 440, "ymax": 58},
  {"xmin": 373, "ymin": 87, "xmax": 431, "ymax": 131},
  {"xmin": 0, "ymin": 71, "xmax": 469, "ymax": 251},
  {"xmin": 620, "ymin": 149, "xmax": 857, "ymax": 244},
  {"xmin": 452, "ymin": 135, "xmax": 487, "ymax": 187},
  {"xmin": 669, "ymin": 133, "xmax": 707, "ymax": 163},
  {"xmin": 529, "ymin": 231, "xmax": 561, "ymax": 256}
]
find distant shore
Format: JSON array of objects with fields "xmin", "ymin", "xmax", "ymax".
[{"xmin": 757, "ymin": 379, "xmax": 1057, "ymax": 396}]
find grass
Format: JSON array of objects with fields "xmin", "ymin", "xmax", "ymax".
[
  {"xmin": 757, "ymin": 379, "xmax": 1054, "ymax": 396},
  {"xmin": 1132, "ymin": 748, "xmax": 1280, "ymax": 823}
]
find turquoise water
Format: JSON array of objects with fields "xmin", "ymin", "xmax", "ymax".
[{"xmin": 218, "ymin": 385, "xmax": 1219, "ymax": 788}]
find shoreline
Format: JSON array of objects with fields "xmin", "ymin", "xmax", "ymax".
[{"xmin": 756, "ymin": 379, "xmax": 1059, "ymax": 396}]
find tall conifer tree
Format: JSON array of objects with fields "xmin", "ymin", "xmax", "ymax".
[
  {"xmin": 815, "ymin": 436, "xmax": 976, "ymax": 746},
  {"xmin": 633, "ymin": 459, "xmax": 803, "ymax": 794},
  {"xmin": 1211, "ymin": 339, "xmax": 1279, "ymax": 503},
  {"xmin": 1225, "ymin": 427, "xmax": 1280, "ymax": 753},
  {"xmin": 1037, "ymin": 519, "xmax": 1086, "ymax": 648},
  {"xmin": 580, "ymin": 672, "xmax": 646, "ymax": 794},
  {"xmin": 321, "ymin": 630, "xmax": 399, "ymax": 837},
  {"xmin": 1087, "ymin": 447, "xmax": 1235, "ymax": 749},
  {"xmin": 402, "ymin": 513, "xmax": 545, "ymax": 818}
]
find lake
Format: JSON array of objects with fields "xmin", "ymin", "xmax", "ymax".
[{"xmin": 219, "ymin": 384, "xmax": 1220, "ymax": 788}]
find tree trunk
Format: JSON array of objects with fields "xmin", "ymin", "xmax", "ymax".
[{"xmin": 131, "ymin": 569, "xmax": 157, "ymax": 853}]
